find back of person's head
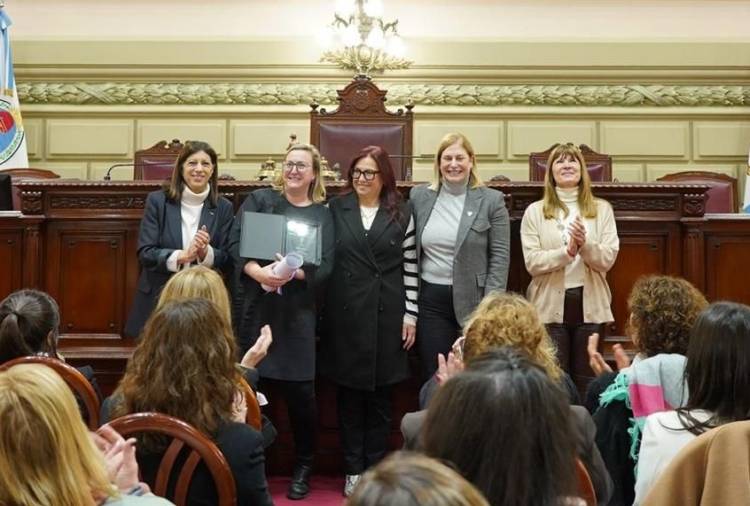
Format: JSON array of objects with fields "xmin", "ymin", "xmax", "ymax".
[
  {"xmin": 463, "ymin": 292, "xmax": 562, "ymax": 381},
  {"xmin": 157, "ymin": 265, "xmax": 232, "ymax": 324},
  {"xmin": 423, "ymin": 347, "xmax": 577, "ymax": 506},
  {"xmin": 113, "ymin": 298, "xmax": 240, "ymax": 440},
  {"xmin": 627, "ymin": 275, "xmax": 708, "ymax": 357},
  {"xmin": 0, "ymin": 364, "xmax": 112, "ymax": 506},
  {"xmin": 679, "ymin": 301, "xmax": 750, "ymax": 434},
  {"xmin": 347, "ymin": 451, "xmax": 489, "ymax": 506},
  {"xmin": 0, "ymin": 289, "xmax": 60, "ymax": 363}
]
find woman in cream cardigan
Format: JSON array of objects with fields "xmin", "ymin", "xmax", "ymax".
[{"xmin": 520, "ymin": 142, "xmax": 619, "ymax": 390}]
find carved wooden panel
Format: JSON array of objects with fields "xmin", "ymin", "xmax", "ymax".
[
  {"xmin": 0, "ymin": 229, "xmax": 23, "ymax": 300},
  {"xmin": 705, "ymin": 234, "xmax": 750, "ymax": 302}
]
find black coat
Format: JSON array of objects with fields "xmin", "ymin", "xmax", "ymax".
[
  {"xmin": 229, "ymin": 188, "xmax": 334, "ymax": 381},
  {"xmin": 124, "ymin": 190, "xmax": 234, "ymax": 338},
  {"xmin": 321, "ymin": 193, "xmax": 411, "ymax": 391}
]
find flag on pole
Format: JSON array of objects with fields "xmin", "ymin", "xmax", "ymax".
[
  {"xmin": 0, "ymin": 9, "xmax": 28, "ymax": 169},
  {"xmin": 744, "ymin": 149, "xmax": 750, "ymax": 213}
]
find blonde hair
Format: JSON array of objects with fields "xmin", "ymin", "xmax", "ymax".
[
  {"xmin": 157, "ymin": 265, "xmax": 232, "ymax": 325},
  {"xmin": 430, "ymin": 133, "xmax": 483, "ymax": 190},
  {"xmin": 0, "ymin": 364, "xmax": 114, "ymax": 506},
  {"xmin": 541, "ymin": 143, "xmax": 597, "ymax": 220},
  {"xmin": 347, "ymin": 451, "xmax": 489, "ymax": 506},
  {"xmin": 462, "ymin": 292, "xmax": 563, "ymax": 382},
  {"xmin": 274, "ymin": 143, "xmax": 327, "ymax": 204}
]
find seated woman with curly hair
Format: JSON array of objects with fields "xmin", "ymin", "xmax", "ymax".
[
  {"xmin": 102, "ymin": 298, "xmax": 272, "ymax": 506},
  {"xmin": 586, "ymin": 275, "xmax": 708, "ymax": 506}
]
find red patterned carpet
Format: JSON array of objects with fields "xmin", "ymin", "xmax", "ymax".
[{"xmin": 269, "ymin": 476, "xmax": 346, "ymax": 506}]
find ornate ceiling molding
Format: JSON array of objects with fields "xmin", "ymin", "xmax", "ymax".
[{"xmin": 17, "ymin": 82, "xmax": 749, "ymax": 107}]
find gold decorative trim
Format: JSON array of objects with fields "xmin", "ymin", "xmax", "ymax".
[{"xmin": 17, "ymin": 82, "xmax": 749, "ymax": 107}]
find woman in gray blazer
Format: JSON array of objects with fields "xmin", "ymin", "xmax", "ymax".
[{"xmin": 410, "ymin": 132, "xmax": 510, "ymax": 380}]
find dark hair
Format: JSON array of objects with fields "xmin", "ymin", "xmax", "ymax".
[
  {"xmin": 165, "ymin": 140, "xmax": 219, "ymax": 206},
  {"xmin": 627, "ymin": 275, "xmax": 708, "ymax": 357},
  {"xmin": 347, "ymin": 145, "xmax": 402, "ymax": 222},
  {"xmin": 422, "ymin": 347, "xmax": 578, "ymax": 506},
  {"xmin": 0, "ymin": 289, "xmax": 60, "ymax": 363},
  {"xmin": 675, "ymin": 301, "xmax": 750, "ymax": 435},
  {"xmin": 347, "ymin": 451, "xmax": 489, "ymax": 506}
]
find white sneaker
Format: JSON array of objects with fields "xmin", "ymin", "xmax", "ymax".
[{"xmin": 344, "ymin": 474, "xmax": 361, "ymax": 497}]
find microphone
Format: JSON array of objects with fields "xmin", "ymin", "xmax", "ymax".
[{"xmin": 103, "ymin": 163, "xmax": 136, "ymax": 181}]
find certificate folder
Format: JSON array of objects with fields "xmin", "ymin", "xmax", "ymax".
[{"xmin": 239, "ymin": 211, "xmax": 322, "ymax": 266}]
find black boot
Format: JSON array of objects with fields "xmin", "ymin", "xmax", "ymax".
[{"xmin": 287, "ymin": 464, "xmax": 313, "ymax": 500}]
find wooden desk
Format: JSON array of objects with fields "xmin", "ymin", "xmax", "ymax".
[{"xmin": 8, "ymin": 179, "xmax": 749, "ymax": 473}]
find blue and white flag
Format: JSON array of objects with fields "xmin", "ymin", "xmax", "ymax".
[
  {"xmin": 744, "ymin": 149, "xmax": 750, "ymax": 213},
  {"xmin": 0, "ymin": 10, "xmax": 27, "ymax": 169}
]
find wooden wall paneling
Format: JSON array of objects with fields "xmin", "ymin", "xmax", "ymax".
[
  {"xmin": 702, "ymin": 217, "xmax": 750, "ymax": 302},
  {"xmin": 0, "ymin": 224, "xmax": 24, "ymax": 299}
]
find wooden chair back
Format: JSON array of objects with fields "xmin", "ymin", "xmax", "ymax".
[
  {"xmin": 657, "ymin": 170, "xmax": 738, "ymax": 213},
  {"xmin": 310, "ymin": 77, "xmax": 414, "ymax": 180},
  {"xmin": 134, "ymin": 139, "xmax": 183, "ymax": 180},
  {"xmin": 529, "ymin": 144, "xmax": 612, "ymax": 182},
  {"xmin": 108, "ymin": 412, "xmax": 237, "ymax": 506},
  {"xmin": 239, "ymin": 378, "xmax": 262, "ymax": 431},
  {"xmin": 575, "ymin": 457, "xmax": 597, "ymax": 506},
  {"xmin": 0, "ymin": 355, "xmax": 100, "ymax": 429}
]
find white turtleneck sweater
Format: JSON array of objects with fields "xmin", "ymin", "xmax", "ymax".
[
  {"xmin": 166, "ymin": 186, "xmax": 215, "ymax": 272},
  {"xmin": 420, "ymin": 178, "xmax": 468, "ymax": 285},
  {"xmin": 556, "ymin": 187, "xmax": 586, "ymax": 289}
]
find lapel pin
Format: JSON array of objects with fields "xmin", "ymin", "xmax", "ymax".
[{"xmin": 467, "ymin": 211, "xmax": 474, "ymax": 216}]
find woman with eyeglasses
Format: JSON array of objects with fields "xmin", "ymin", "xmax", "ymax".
[
  {"xmin": 520, "ymin": 143, "xmax": 619, "ymax": 395},
  {"xmin": 124, "ymin": 140, "xmax": 235, "ymax": 338},
  {"xmin": 229, "ymin": 142, "xmax": 334, "ymax": 500},
  {"xmin": 410, "ymin": 132, "xmax": 511, "ymax": 380},
  {"xmin": 321, "ymin": 145, "xmax": 417, "ymax": 496}
]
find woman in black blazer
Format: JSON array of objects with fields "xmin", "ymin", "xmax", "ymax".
[
  {"xmin": 124, "ymin": 140, "xmax": 234, "ymax": 338},
  {"xmin": 321, "ymin": 145, "xmax": 417, "ymax": 496}
]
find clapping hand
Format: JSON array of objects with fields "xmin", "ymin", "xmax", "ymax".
[
  {"xmin": 231, "ymin": 389, "xmax": 248, "ymax": 423},
  {"xmin": 569, "ymin": 215, "xmax": 587, "ymax": 249},
  {"xmin": 92, "ymin": 425, "xmax": 142, "ymax": 492},
  {"xmin": 192, "ymin": 225, "xmax": 211, "ymax": 261},
  {"xmin": 587, "ymin": 332, "xmax": 630, "ymax": 377},
  {"xmin": 241, "ymin": 324, "xmax": 273, "ymax": 368}
]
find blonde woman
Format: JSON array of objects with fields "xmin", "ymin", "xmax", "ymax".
[
  {"xmin": 410, "ymin": 132, "xmax": 510, "ymax": 380},
  {"xmin": 520, "ymin": 142, "xmax": 619, "ymax": 391},
  {"xmin": 229, "ymin": 142, "xmax": 334, "ymax": 499},
  {"xmin": 0, "ymin": 364, "xmax": 171, "ymax": 506}
]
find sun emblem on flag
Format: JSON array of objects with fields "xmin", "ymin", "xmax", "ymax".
[{"xmin": 0, "ymin": 95, "xmax": 24, "ymax": 164}]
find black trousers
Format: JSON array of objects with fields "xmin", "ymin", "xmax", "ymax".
[
  {"xmin": 416, "ymin": 280, "xmax": 462, "ymax": 381},
  {"xmin": 337, "ymin": 385, "xmax": 393, "ymax": 475},
  {"xmin": 546, "ymin": 286, "xmax": 604, "ymax": 395},
  {"xmin": 260, "ymin": 378, "xmax": 316, "ymax": 467}
]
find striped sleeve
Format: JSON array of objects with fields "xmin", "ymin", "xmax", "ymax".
[{"xmin": 402, "ymin": 214, "xmax": 418, "ymax": 325}]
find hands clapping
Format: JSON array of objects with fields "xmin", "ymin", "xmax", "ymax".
[
  {"xmin": 91, "ymin": 424, "xmax": 146, "ymax": 493},
  {"xmin": 241, "ymin": 324, "xmax": 273, "ymax": 368},
  {"xmin": 567, "ymin": 215, "xmax": 586, "ymax": 256},
  {"xmin": 178, "ymin": 225, "xmax": 211, "ymax": 265}
]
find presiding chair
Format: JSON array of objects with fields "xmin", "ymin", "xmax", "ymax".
[
  {"xmin": 0, "ymin": 355, "xmax": 100, "ymax": 429},
  {"xmin": 657, "ymin": 171, "xmax": 738, "ymax": 213},
  {"xmin": 134, "ymin": 139, "xmax": 183, "ymax": 180},
  {"xmin": 310, "ymin": 77, "xmax": 414, "ymax": 180},
  {"xmin": 529, "ymin": 144, "xmax": 612, "ymax": 182},
  {"xmin": 109, "ymin": 412, "xmax": 237, "ymax": 506}
]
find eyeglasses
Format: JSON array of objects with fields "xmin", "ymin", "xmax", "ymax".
[
  {"xmin": 283, "ymin": 161, "xmax": 311, "ymax": 173},
  {"xmin": 351, "ymin": 168, "xmax": 380, "ymax": 181}
]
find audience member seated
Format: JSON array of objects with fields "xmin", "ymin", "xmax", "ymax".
[
  {"xmin": 641, "ymin": 421, "xmax": 750, "ymax": 506},
  {"xmin": 0, "ymin": 289, "xmax": 102, "ymax": 415},
  {"xmin": 102, "ymin": 299, "xmax": 273, "ymax": 506},
  {"xmin": 586, "ymin": 275, "xmax": 708, "ymax": 506},
  {"xmin": 155, "ymin": 266, "xmax": 275, "ymax": 446},
  {"xmin": 633, "ymin": 301, "xmax": 750, "ymax": 504},
  {"xmin": 0, "ymin": 363, "xmax": 173, "ymax": 506},
  {"xmin": 421, "ymin": 347, "xmax": 587, "ymax": 506},
  {"xmin": 346, "ymin": 451, "xmax": 490, "ymax": 506}
]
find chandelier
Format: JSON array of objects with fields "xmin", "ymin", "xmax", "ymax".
[{"xmin": 319, "ymin": 0, "xmax": 412, "ymax": 77}]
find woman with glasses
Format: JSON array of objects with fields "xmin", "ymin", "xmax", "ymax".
[
  {"xmin": 410, "ymin": 132, "xmax": 510, "ymax": 380},
  {"xmin": 124, "ymin": 140, "xmax": 234, "ymax": 338},
  {"xmin": 230, "ymin": 142, "xmax": 334, "ymax": 500},
  {"xmin": 520, "ymin": 142, "xmax": 619, "ymax": 393},
  {"xmin": 321, "ymin": 145, "xmax": 417, "ymax": 496}
]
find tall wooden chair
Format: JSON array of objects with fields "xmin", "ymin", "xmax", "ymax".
[
  {"xmin": 0, "ymin": 355, "xmax": 100, "ymax": 429},
  {"xmin": 575, "ymin": 457, "xmax": 597, "ymax": 506},
  {"xmin": 108, "ymin": 412, "xmax": 237, "ymax": 506},
  {"xmin": 134, "ymin": 139, "xmax": 183, "ymax": 180},
  {"xmin": 239, "ymin": 377, "xmax": 262, "ymax": 431},
  {"xmin": 529, "ymin": 144, "xmax": 612, "ymax": 182},
  {"xmin": 657, "ymin": 170, "xmax": 738, "ymax": 213},
  {"xmin": 310, "ymin": 77, "xmax": 414, "ymax": 180}
]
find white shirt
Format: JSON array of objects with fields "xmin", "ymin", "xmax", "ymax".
[{"xmin": 166, "ymin": 186, "xmax": 215, "ymax": 272}]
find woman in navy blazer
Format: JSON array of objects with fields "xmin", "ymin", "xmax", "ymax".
[{"xmin": 124, "ymin": 140, "xmax": 234, "ymax": 338}]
